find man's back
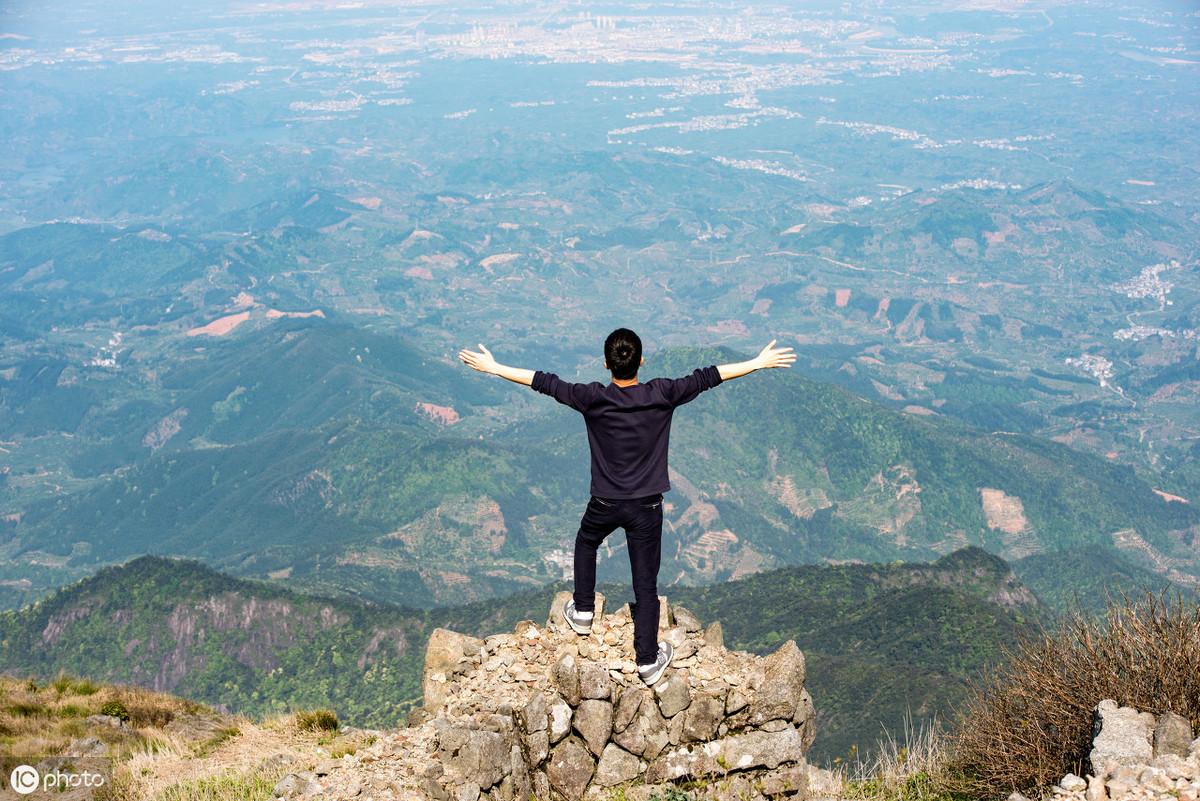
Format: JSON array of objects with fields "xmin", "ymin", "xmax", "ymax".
[{"xmin": 531, "ymin": 365, "xmax": 723, "ymax": 499}]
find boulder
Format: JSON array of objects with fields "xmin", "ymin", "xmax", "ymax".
[
  {"xmin": 760, "ymin": 762, "xmax": 809, "ymax": 797},
  {"xmin": 1059, "ymin": 773, "xmax": 1086, "ymax": 792},
  {"xmin": 749, "ymin": 640, "xmax": 806, "ymax": 725},
  {"xmin": 680, "ymin": 692, "xmax": 725, "ymax": 743},
  {"xmin": 703, "ymin": 621, "xmax": 724, "ymax": 649},
  {"xmin": 579, "ymin": 663, "xmax": 612, "ymax": 700},
  {"xmin": 613, "ymin": 686, "xmax": 643, "ymax": 733},
  {"xmin": 435, "ymin": 721, "xmax": 512, "ymax": 790},
  {"xmin": 548, "ymin": 695, "xmax": 572, "ymax": 743},
  {"xmin": 672, "ymin": 605, "xmax": 703, "ymax": 633},
  {"xmin": 794, "ymin": 688, "xmax": 817, "ymax": 750},
  {"xmin": 508, "ymin": 742, "xmax": 532, "ymax": 801},
  {"xmin": 274, "ymin": 772, "xmax": 323, "ymax": 798},
  {"xmin": 613, "ymin": 693, "xmax": 670, "ymax": 761},
  {"xmin": 726, "ymin": 687, "xmax": 750, "ymax": 715},
  {"xmin": 573, "ymin": 699, "xmax": 614, "ymax": 757},
  {"xmin": 532, "ymin": 770, "xmax": 550, "ymax": 801},
  {"xmin": 1154, "ymin": 712, "xmax": 1194, "ymax": 758},
  {"xmin": 424, "ymin": 628, "xmax": 484, "ymax": 712},
  {"xmin": 66, "ymin": 736, "xmax": 108, "ymax": 757},
  {"xmin": 453, "ymin": 782, "xmax": 480, "ymax": 801},
  {"xmin": 520, "ymin": 692, "xmax": 547, "ymax": 733},
  {"xmin": 523, "ymin": 727, "xmax": 549, "ymax": 765},
  {"xmin": 1090, "ymin": 699, "xmax": 1155, "ymax": 778},
  {"xmin": 85, "ymin": 714, "xmax": 125, "ymax": 729},
  {"xmin": 645, "ymin": 726, "xmax": 805, "ymax": 783},
  {"xmin": 1085, "ymin": 774, "xmax": 1107, "ymax": 801},
  {"xmin": 594, "ymin": 743, "xmax": 643, "ymax": 787},
  {"xmin": 546, "ymin": 738, "xmax": 595, "ymax": 801},
  {"xmin": 552, "ymin": 653, "xmax": 582, "ymax": 706},
  {"xmin": 654, "ymin": 673, "xmax": 691, "ymax": 718}
]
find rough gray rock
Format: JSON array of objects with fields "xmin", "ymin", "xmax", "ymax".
[
  {"xmin": 613, "ymin": 686, "xmax": 643, "ymax": 733},
  {"xmin": 667, "ymin": 708, "xmax": 687, "ymax": 746},
  {"xmin": 1154, "ymin": 712, "xmax": 1194, "ymax": 758},
  {"xmin": 613, "ymin": 693, "xmax": 669, "ymax": 761},
  {"xmin": 85, "ymin": 714, "xmax": 125, "ymax": 729},
  {"xmin": 726, "ymin": 687, "xmax": 750, "ymax": 715},
  {"xmin": 750, "ymin": 640, "xmax": 806, "ymax": 725},
  {"xmin": 672, "ymin": 605, "xmax": 702, "ymax": 633},
  {"xmin": 654, "ymin": 673, "xmax": 691, "ymax": 718},
  {"xmin": 546, "ymin": 738, "xmax": 595, "ymax": 801},
  {"xmin": 320, "ymin": 595, "xmax": 816, "ymax": 801},
  {"xmin": 453, "ymin": 781, "xmax": 479, "ymax": 801},
  {"xmin": 759, "ymin": 762, "xmax": 809, "ymax": 797},
  {"xmin": 703, "ymin": 620, "xmax": 724, "ymax": 649},
  {"xmin": 1090, "ymin": 699, "xmax": 1155, "ymax": 778},
  {"xmin": 1085, "ymin": 773, "xmax": 1106, "ymax": 801},
  {"xmin": 520, "ymin": 692, "xmax": 547, "ymax": 733},
  {"xmin": 508, "ymin": 742, "xmax": 532, "ymax": 801},
  {"xmin": 1059, "ymin": 773, "xmax": 1087, "ymax": 792},
  {"xmin": 645, "ymin": 726, "xmax": 805, "ymax": 783},
  {"xmin": 532, "ymin": 770, "xmax": 550, "ymax": 801},
  {"xmin": 548, "ymin": 695, "xmax": 572, "ymax": 744},
  {"xmin": 573, "ymin": 699, "xmax": 614, "ymax": 757},
  {"xmin": 579, "ymin": 663, "xmax": 612, "ymax": 700},
  {"xmin": 681, "ymin": 692, "xmax": 725, "ymax": 743},
  {"xmin": 553, "ymin": 652, "xmax": 582, "ymax": 706},
  {"xmin": 66, "ymin": 736, "xmax": 108, "ymax": 757},
  {"xmin": 435, "ymin": 721, "xmax": 511, "ymax": 790},
  {"xmin": 424, "ymin": 628, "xmax": 484, "ymax": 713},
  {"xmin": 522, "ymin": 728, "xmax": 549, "ymax": 765},
  {"xmin": 274, "ymin": 772, "xmax": 323, "ymax": 798},
  {"xmin": 593, "ymin": 743, "xmax": 643, "ymax": 787}
]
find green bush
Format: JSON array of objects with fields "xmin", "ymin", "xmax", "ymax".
[{"xmin": 99, "ymin": 699, "xmax": 131, "ymax": 722}]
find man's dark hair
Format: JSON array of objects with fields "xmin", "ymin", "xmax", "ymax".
[{"xmin": 604, "ymin": 328, "xmax": 642, "ymax": 380}]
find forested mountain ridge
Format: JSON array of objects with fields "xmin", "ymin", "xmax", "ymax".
[
  {"xmin": 5, "ymin": 328, "xmax": 1197, "ymax": 612},
  {"xmin": 0, "ymin": 547, "xmax": 1055, "ymax": 760}
]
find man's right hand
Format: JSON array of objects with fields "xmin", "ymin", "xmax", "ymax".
[
  {"xmin": 458, "ymin": 343, "xmax": 499, "ymax": 374},
  {"xmin": 754, "ymin": 339, "xmax": 796, "ymax": 370}
]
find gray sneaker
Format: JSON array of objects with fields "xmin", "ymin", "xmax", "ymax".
[
  {"xmin": 562, "ymin": 599, "xmax": 593, "ymax": 635},
  {"xmin": 638, "ymin": 641, "xmax": 674, "ymax": 686}
]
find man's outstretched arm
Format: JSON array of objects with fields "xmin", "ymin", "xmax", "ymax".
[
  {"xmin": 717, "ymin": 339, "xmax": 796, "ymax": 381},
  {"xmin": 458, "ymin": 343, "xmax": 534, "ymax": 386}
]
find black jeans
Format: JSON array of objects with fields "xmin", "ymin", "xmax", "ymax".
[{"xmin": 572, "ymin": 492, "xmax": 664, "ymax": 665}]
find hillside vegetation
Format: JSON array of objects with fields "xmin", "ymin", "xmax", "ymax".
[
  {"xmin": 7, "ymin": 331, "xmax": 1196, "ymax": 612},
  {"xmin": 0, "ymin": 548, "xmax": 1050, "ymax": 762}
]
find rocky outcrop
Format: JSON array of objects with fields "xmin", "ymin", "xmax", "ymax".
[
  {"xmin": 1039, "ymin": 700, "xmax": 1200, "ymax": 801},
  {"xmin": 317, "ymin": 592, "xmax": 815, "ymax": 800}
]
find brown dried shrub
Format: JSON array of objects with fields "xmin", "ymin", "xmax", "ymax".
[{"xmin": 948, "ymin": 592, "xmax": 1200, "ymax": 799}]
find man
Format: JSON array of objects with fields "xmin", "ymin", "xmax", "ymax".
[{"xmin": 458, "ymin": 329, "xmax": 795, "ymax": 685}]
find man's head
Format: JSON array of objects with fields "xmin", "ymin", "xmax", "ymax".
[{"xmin": 604, "ymin": 328, "xmax": 643, "ymax": 380}]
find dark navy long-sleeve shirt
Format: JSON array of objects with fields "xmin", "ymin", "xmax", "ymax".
[{"xmin": 530, "ymin": 365, "xmax": 723, "ymax": 499}]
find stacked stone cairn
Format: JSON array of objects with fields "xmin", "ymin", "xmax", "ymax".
[
  {"xmin": 1031, "ymin": 700, "xmax": 1200, "ymax": 801},
  {"xmin": 309, "ymin": 592, "xmax": 815, "ymax": 801}
]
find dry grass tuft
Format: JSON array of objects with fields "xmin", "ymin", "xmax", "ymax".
[
  {"xmin": 293, "ymin": 708, "xmax": 339, "ymax": 733},
  {"xmin": 840, "ymin": 713, "xmax": 965, "ymax": 801},
  {"xmin": 949, "ymin": 591, "xmax": 1200, "ymax": 799}
]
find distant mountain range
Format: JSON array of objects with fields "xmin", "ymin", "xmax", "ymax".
[
  {"xmin": 3, "ymin": 310, "xmax": 1197, "ymax": 611},
  {"xmin": 0, "ymin": 546, "xmax": 1185, "ymax": 761}
]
